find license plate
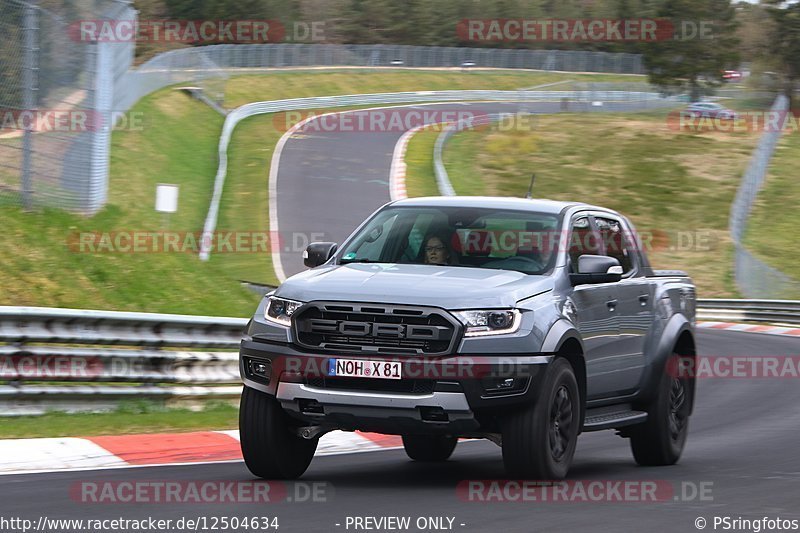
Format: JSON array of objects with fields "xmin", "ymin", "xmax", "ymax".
[{"xmin": 327, "ymin": 358, "xmax": 402, "ymax": 380}]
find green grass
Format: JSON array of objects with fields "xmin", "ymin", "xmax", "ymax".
[
  {"xmin": 0, "ymin": 91, "xmax": 261, "ymax": 315},
  {"xmin": 742, "ymin": 131, "xmax": 800, "ymax": 295},
  {"xmin": 221, "ymin": 70, "xmax": 646, "ymax": 108},
  {"xmin": 3, "ymin": 70, "xmax": 641, "ymax": 314},
  {"xmin": 404, "ymin": 128, "xmax": 443, "ymax": 197},
  {"xmin": 404, "ymin": 108, "xmax": 762, "ymax": 297},
  {"xmin": 0, "ymin": 400, "xmax": 238, "ymax": 439}
]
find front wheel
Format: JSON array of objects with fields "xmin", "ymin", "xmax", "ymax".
[
  {"xmin": 239, "ymin": 386, "xmax": 318, "ymax": 479},
  {"xmin": 629, "ymin": 357, "xmax": 692, "ymax": 466},
  {"xmin": 402, "ymin": 434, "xmax": 457, "ymax": 462},
  {"xmin": 502, "ymin": 358, "xmax": 580, "ymax": 479}
]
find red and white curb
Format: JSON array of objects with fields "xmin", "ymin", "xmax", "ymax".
[
  {"xmin": 0, "ymin": 430, "xmax": 403, "ymax": 475},
  {"xmin": 697, "ymin": 321, "xmax": 800, "ymax": 337}
]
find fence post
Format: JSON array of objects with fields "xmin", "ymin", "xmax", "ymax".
[
  {"xmin": 21, "ymin": 0, "xmax": 38, "ymax": 210},
  {"xmin": 87, "ymin": 39, "xmax": 113, "ymax": 213}
]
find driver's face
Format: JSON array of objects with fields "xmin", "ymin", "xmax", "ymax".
[{"xmin": 425, "ymin": 237, "xmax": 448, "ymax": 265}]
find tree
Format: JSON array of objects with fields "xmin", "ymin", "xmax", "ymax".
[
  {"xmin": 640, "ymin": 0, "xmax": 739, "ymax": 101},
  {"xmin": 764, "ymin": 0, "xmax": 800, "ymax": 101}
]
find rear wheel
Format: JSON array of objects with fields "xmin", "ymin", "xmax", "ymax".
[
  {"xmin": 629, "ymin": 357, "xmax": 692, "ymax": 466},
  {"xmin": 402, "ymin": 434, "xmax": 457, "ymax": 462},
  {"xmin": 239, "ymin": 386, "xmax": 318, "ymax": 479},
  {"xmin": 502, "ymin": 358, "xmax": 580, "ymax": 479}
]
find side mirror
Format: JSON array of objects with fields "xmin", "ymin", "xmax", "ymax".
[
  {"xmin": 304, "ymin": 242, "xmax": 338, "ymax": 268},
  {"xmin": 569, "ymin": 255, "xmax": 623, "ymax": 286}
]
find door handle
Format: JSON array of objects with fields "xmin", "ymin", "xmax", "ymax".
[
  {"xmin": 638, "ymin": 294, "xmax": 650, "ymax": 306},
  {"xmin": 606, "ymin": 299, "xmax": 618, "ymax": 311}
]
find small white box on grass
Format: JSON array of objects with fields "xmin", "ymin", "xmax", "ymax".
[{"xmin": 155, "ymin": 184, "xmax": 179, "ymax": 213}]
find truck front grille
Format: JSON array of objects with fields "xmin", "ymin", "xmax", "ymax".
[{"xmin": 293, "ymin": 302, "xmax": 460, "ymax": 355}]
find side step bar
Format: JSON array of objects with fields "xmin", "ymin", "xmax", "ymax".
[{"xmin": 583, "ymin": 406, "xmax": 648, "ymax": 431}]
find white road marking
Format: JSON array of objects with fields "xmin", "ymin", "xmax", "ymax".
[{"xmin": 0, "ymin": 437, "xmax": 127, "ymax": 473}]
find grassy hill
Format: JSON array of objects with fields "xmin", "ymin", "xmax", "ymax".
[
  {"xmin": 1, "ymin": 69, "xmax": 638, "ymax": 315},
  {"xmin": 404, "ymin": 109, "xmax": 763, "ymax": 297}
]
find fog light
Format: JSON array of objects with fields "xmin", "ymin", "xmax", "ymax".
[
  {"xmin": 481, "ymin": 376, "xmax": 529, "ymax": 396},
  {"xmin": 246, "ymin": 358, "xmax": 272, "ymax": 383},
  {"xmin": 497, "ymin": 378, "xmax": 515, "ymax": 389}
]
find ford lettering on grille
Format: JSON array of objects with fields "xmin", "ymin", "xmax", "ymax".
[
  {"xmin": 293, "ymin": 302, "xmax": 460, "ymax": 355},
  {"xmin": 306, "ymin": 319, "xmax": 448, "ymax": 341}
]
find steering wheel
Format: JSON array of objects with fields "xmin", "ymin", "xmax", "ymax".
[{"xmin": 484, "ymin": 255, "xmax": 543, "ymax": 271}]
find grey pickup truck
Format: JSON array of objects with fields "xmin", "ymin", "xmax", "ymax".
[{"xmin": 238, "ymin": 197, "xmax": 697, "ymax": 480}]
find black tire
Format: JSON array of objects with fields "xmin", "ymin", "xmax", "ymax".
[
  {"xmin": 239, "ymin": 386, "xmax": 318, "ymax": 479},
  {"xmin": 502, "ymin": 358, "xmax": 580, "ymax": 480},
  {"xmin": 629, "ymin": 357, "xmax": 692, "ymax": 466},
  {"xmin": 402, "ymin": 434, "xmax": 457, "ymax": 462}
]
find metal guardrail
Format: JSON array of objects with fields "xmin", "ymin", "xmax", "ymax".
[
  {"xmin": 434, "ymin": 113, "xmax": 513, "ymax": 197},
  {"xmin": 199, "ymin": 89, "xmax": 679, "ymax": 260},
  {"xmin": 0, "ymin": 302, "xmax": 796, "ymax": 414},
  {"xmin": 696, "ymin": 299, "xmax": 800, "ymax": 327},
  {"xmin": 0, "ymin": 307, "xmax": 247, "ymax": 415}
]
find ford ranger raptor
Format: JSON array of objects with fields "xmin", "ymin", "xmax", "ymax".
[{"xmin": 238, "ymin": 197, "xmax": 697, "ymax": 480}]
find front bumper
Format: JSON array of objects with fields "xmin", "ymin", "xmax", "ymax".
[{"xmin": 239, "ymin": 338, "xmax": 552, "ymax": 435}]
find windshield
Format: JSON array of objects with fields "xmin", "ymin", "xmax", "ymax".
[{"xmin": 338, "ymin": 206, "xmax": 561, "ymax": 275}]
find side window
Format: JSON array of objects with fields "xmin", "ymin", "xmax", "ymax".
[
  {"xmin": 595, "ymin": 216, "xmax": 634, "ymax": 274},
  {"xmin": 568, "ymin": 216, "xmax": 600, "ymax": 272}
]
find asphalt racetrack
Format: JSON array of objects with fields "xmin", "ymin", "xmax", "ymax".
[
  {"xmin": 272, "ymin": 100, "xmax": 670, "ymax": 278},
  {"xmin": 3, "ymin": 329, "xmax": 799, "ymax": 531}
]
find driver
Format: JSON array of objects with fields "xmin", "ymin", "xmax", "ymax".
[{"xmin": 422, "ymin": 232, "xmax": 458, "ymax": 265}]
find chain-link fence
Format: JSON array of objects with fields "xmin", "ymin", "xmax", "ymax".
[
  {"xmin": 2, "ymin": 30, "xmax": 649, "ymax": 213},
  {"xmin": 729, "ymin": 94, "xmax": 800, "ymax": 298},
  {"xmin": 133, "ymin": 44, "xmax": 645, "ymax": 73},
  {"xmin": 0, "ymin": 0, "xmax": 30, "ymax": 207},
  {"xmin": 0, "ymin": 0, "xmax": 135, "ymax": 212},
  {"xmin": 119, "ymin": 45, "xmax": 646, "ymax": 113}
]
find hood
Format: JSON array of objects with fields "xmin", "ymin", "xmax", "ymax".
[{"xmin": 275, "ymin": 263, "xmax": 553, "ymax": 309}]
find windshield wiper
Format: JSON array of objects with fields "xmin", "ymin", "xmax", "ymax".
[{"xmin": 340, "ymin": 258, "xmax": 380, "ymax": 264}]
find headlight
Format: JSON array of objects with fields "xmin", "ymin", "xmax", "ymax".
[
  {"xmin": 264, "ymin": 296, "xmax": 303, "ymax": 327},
  {"xmin": 453, "ymin": 309, "xmax": 522, "ymax": 337}
]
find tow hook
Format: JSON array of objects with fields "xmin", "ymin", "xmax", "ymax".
[{"xmin": 296, "ymin": 426, "xmax": 327, "ymax": 439}]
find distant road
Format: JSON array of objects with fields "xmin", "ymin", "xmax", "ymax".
[{"xmin": 271, "ymin": 99, "xmax": 668, "ymax": 278}]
